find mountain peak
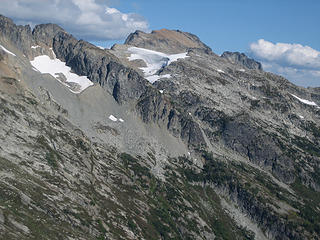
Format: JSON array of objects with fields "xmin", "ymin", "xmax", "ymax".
[
  {"xmin": 221, "ymin": 51, "xmax": 263, "ymax": 70},
  {"xmin": 125, "ymin": 29, "xmax": 212, "ymax": 54}
]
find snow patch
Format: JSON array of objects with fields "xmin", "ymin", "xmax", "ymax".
[
  {"xmin": 299, "ymin": 115, "xmax": 304, "ymax": 119},
  {"xmin": 161, "ymin": 74, "xmax": 171, "ymax": 79},
  {"xmin": 32, "ymin": 67, "xmax": 40, "ymax": 72},
  {"xmin": 49, "ymin": 48, "xmax": 56, "ymax": 58},
  {"xmin": 146, "ymin": 74, "xmax": 171, "ymax": 84},
  {"xmin": 290, "ymin": 94, "xmax": 318, "ymax": 106},
  {"xmin": 127, "ymin": 47, "xmax": 188, "ymax": 83},
  {"xmin": 238, "ymin": 69, "xmax": 245, "ymax": 72},
  {"xmin": 109, "ymin": 115, "xmax": 118, "ymax": 122},
  {"xmin": 31, "ymin": 45, "xmax": 40, "ymax": 49},
  {"xmin": 159, "ymin": 89, "xmax": 164, "ymax": 94},
  {"xmin": 30, "ymin": 55, "xmax": 93, "ymax": 93},
  {"xmin": 108, "ymin": 115, "xmax": 124, "ymax": 122},
  {"xmin": 217, "ymin": 69, "xmax": 225, "ymax": 73},
  {"xmin": 0, "ymin": 45, "xmax": 16, "ymax": 56}
]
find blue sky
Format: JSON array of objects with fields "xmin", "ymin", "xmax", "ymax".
[
  {"xmin": 1, "ymin": 0, "xmax": 319, "ymax": 87},
  {"xmin": 111, "ymin": 0, "xmax": 320, "ymax": 54}
]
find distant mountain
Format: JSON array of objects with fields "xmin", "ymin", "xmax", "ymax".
[
  {"xmin": 125, "ymin": 29, "xmax": 212, "ymax": 54},
  {"xmin": 221, "ymin": 51, "xmax": 263, "ymax": 70},
  {"xmin": 0, "ymin": 14, "xmax": 320, "ymax": 239}
]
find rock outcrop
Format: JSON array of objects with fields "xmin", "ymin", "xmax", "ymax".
[
  {"xmin": 125, "ymin": 29, "xmax": 213, "ymax": 54},
  {"xmin": 221, "ymin": 51, "xmax": 263, "ymax": 70}
]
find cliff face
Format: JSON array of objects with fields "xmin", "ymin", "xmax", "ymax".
[{"xmin": 1, "ymin": 15, "xmax": 320, "ymax": 240}]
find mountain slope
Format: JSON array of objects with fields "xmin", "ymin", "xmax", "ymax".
[{"xmin": 0, "ymin": 15, "xmax": 320, "ymax": 239}]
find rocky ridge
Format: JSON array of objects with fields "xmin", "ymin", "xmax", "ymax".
[
  {"xmin": 125, "ymin": 29, "xmax": 212, "ymax": 54},
  {"xmin": 221, "ymin": 51, "xmax": 263, "ymax": 70},
  {"xmin": 0, "ymin": 14, "xmax": 320, "ymax": 239}
]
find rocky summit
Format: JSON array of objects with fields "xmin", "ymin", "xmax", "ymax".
[{"xmin": 0, "ymin": 14, "xmax": 320, "ymax": 240}]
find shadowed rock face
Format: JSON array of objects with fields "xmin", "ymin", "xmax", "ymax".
[
  {"xmin": 1, "ymin": 14, "xmax": 320, "ymax": 240},
  {"xmin": 33, "ymin": 24, "xmax": 65, "ymax": 47},
  {"xmin": 52, "ymin": 32, "xmax": 148, "ymax": 103},
  {"xmin": 221, "ymin": 51, "xmax": 263, "ymax": 70},
  {"xmin": 125, "ymin": 29, "xmax": 213, "ymax": 54}
]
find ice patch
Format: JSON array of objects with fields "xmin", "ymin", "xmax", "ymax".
[
  {"xmin": 30, "ymin": 55, "xmax": 93, "ymax": 93},
  {"xmin": 31, "ymin": 45, "xmax": 40, "ymax": 49},
  {"xmin": 290, "ymin": 94, "xmax": 318, "ymax": 106},
  {"xmin": 109, "ymin": 115, "xmax": 118, "ymax": 121},
  {"xmin": 0, "ymin": 45, "xmax": 16, "ymax": 56},
  {"xmin": 127, "ymin": 47, "xmax": 188, "ymax": 83}
]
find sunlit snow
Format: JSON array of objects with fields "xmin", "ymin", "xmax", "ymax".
[
  {"xmin": 127, "ymin": 47, "xmax": 188, "ymax": 83},
  {"xmin": 217, "ymin": 69, "xmax": 225, "ymax": 73},
  {"xmin": 0, "ymin": 44, "xmax": 16, "ymax": 56},
  {"xmin": 109, "ymin": 115, "xmax": 118, "ymax": 121},
  {"xmin": 290, "ymin": 94, "xmax": 318, "ymax": 106},
  {"xmin": 32, "ymin": 67, "xmax": 40, "ymax": 72},
  {"xmin": 119, "ymin": 118, "xmax": 124, "ymax": 122},
  {"xmin": 145, "ymin": 74, "xmax": 171, "ymax": 84},
  {"xmin": 30, "ymin": 55, "xmax": 93, "ymax": 93},
  {"xmin": 31, "ymin": 45, "xmax": 40, "ymax": 49}
]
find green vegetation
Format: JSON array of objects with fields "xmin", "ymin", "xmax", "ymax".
[
  {"xmin": 291, "ymin": 180, "xmax": 320, "ymax": 235},
  {"xmin": 293, "ymin": 136, "xmax": 320, "ymax": 157},
  {"xmin": 36, "ymin": 135, "xmax": 62, "ymax": 168}
]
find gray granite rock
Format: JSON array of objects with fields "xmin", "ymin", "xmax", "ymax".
[
  {"xmin": 221, "ymin": 51, "xmax": 263, "ymax": 70},
  {"xmin": 125, "ymin": 29, "xmax": 212, "ymax": 54}
]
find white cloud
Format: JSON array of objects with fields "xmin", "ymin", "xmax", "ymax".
[
  {"xmin": 0, "ymin": 0, "xmax": 149, "ymax": 41},
  {"xmin": 250, "ymin": 39, "xmax": 320, "ymax": 87},
  {"xmin": 250, "ymin": 39, "xmax": 320, "ymax": 70},
  {"xmin": 261, "ymin": 62, "xmax": 320, "ymax": 87}
]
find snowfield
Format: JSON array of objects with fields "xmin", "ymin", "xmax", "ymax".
[
  {"xmin": 30, "ymin": 55, "xmax": 93, "ymax": 93},
  {"xmin": 127, "ymin": 47, "xmax": 188, "ymax": 83}
]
